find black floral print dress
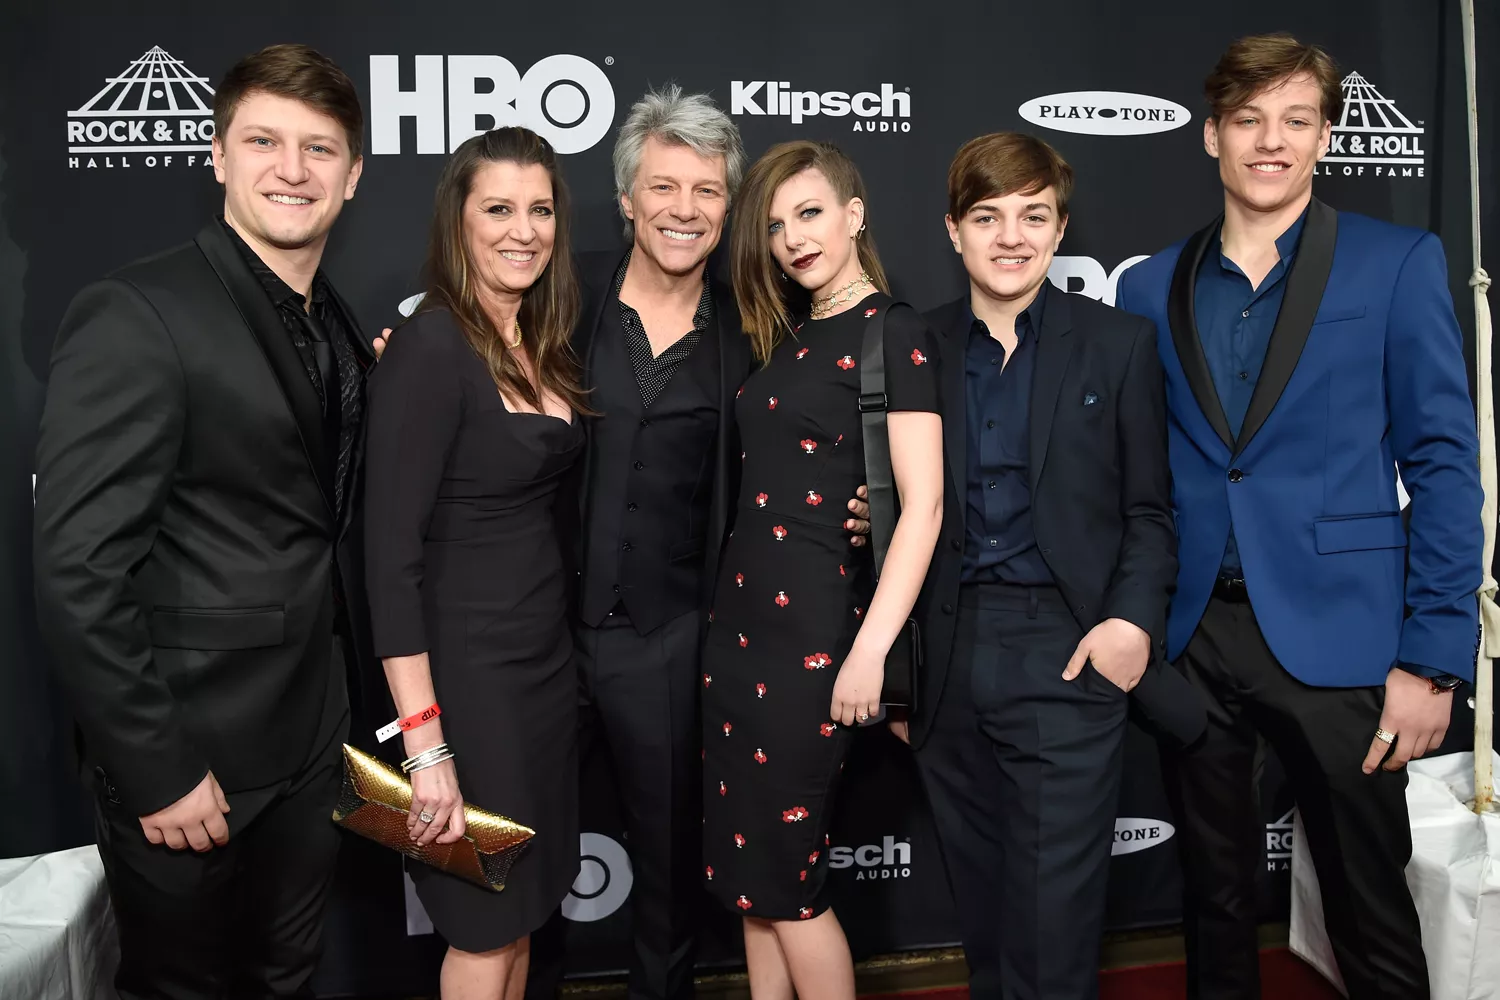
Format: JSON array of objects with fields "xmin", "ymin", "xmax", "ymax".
[{"xmin": 701, "ymin": 293, "xmax": 940, "ymax": 920}]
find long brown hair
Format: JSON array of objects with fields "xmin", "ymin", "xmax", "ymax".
[
  {"xmin": 418, "ymin": 126, "xmax": 588, "ymax": 413},
  {"xmin": 730, "ymin": 141, "xmax": 889, "ymax": 365}
]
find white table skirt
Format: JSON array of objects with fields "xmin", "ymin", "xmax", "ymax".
[{"xmin": 0, "ymin": 845, "xmax": 118, "ymax": 1000}]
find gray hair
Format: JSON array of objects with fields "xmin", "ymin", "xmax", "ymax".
[{"xmin": 612, "ymin": 83, "xmax": 746, "ymax": 241}]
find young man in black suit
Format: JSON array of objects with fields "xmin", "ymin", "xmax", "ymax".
[
  {"xmin": 894, "ymin": 132, "xmax": 1191, "ymax": 1000},
  {"xmin": 33, "ymin": 45, "xmax": 374, "ymax": 1000}
]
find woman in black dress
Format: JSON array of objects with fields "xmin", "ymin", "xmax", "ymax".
[
  {"xmin": 364, "ymin": 127, "xmax": 586, "ymax": 1000},
  {"xmin": 702, "ymin": 141, "xmax": 944, "ymax": 998}
]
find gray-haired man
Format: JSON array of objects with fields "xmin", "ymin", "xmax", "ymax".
[{"xmin": 529, "ymin": 86, "xmax": 868, "ymax": 999}]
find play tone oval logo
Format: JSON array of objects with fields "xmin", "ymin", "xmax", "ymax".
[
  {"xmin": 1019, "ymin": 91, "xmax": 1192, "ymax": 136},
  {"xmin": 1111, "ymin": 817, "xmax": 1176, "ymax": 856}
]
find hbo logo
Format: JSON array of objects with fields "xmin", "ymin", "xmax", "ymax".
[{"xmin": 370, "ymin": 54, "xmax": 616, "ymax": 156}]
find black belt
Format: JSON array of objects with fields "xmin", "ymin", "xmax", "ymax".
[{"xmin": 1212, "ymin": 576, "xmax": 1251, "ymax": 603}]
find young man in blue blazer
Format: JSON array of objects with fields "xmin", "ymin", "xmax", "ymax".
[{"xmin": 1115, "ymin": 33, "xmax": 1483, "ymax": 1000}]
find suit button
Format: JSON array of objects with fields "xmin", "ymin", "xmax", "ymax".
[
  {"xmin": 950, "ymin": 538, "xmax": 961, "ymax": 551},
  {"xmin": 627, "ymin": 503, "xmax": 638, "ymax": 512},
  {"xmin": 633, "ymin": 461, "xmax": 645, "ymax": 470},
  {"xmin": 942, "ymin": 603, "xmax": 954, "ymax": 615},
  {"xmin": 639, "ymin": 418, "xmax": 650, "ymax": 427},
  {"xmin": 1042, "ymin": 548, "xmax": 1051, "ymax": 555},
  {"xmin": 612, "ymin": 584, "xmax": 621, "ymax": 593},
  {"xmin": 1228, "ymin": 468, "xmax": 1244, "ymax": 483},
  {"xmin": 621, "ymin": 542, "xmax": 633, "ymax": 552}
]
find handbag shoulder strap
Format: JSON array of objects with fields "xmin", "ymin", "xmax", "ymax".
[{"xmin": 858, "ymin": 301, "xmax": 908, "ymax": 578}]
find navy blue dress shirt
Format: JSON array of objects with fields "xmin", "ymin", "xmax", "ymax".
[
  {"xmin": 1195, "ymin": 208, "xmax": 1306, "ymax": 577},
  {"xmin": 960, "ymin": 280, "xmax": 1053, "ymax": 585}
]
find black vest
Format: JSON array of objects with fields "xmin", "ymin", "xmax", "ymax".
[{"xmin": 580, "ymin": 302, "xmax": 721, "ymax": 630}]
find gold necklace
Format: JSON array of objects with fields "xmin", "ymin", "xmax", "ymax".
[
  {"xmin": 504, "ymin": 320, "xmax": 523, "ymax": 349},
  {"xmin": 810, "ymin": 271, "xmax": 873, "ymax": 319}
]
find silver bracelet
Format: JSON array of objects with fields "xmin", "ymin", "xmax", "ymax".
[
  {"xmin": 401, "ymin": 743, "xmax": 451, "ymax": 773},
  {"xmin": 406, "ymin": 750, "xmax": 455, "ymax": 774}
]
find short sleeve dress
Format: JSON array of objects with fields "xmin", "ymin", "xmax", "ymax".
[{"xmin": 700, "ymin": 292, "xmax": 940, "ymax": 920}]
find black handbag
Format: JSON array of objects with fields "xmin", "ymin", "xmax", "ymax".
[{"xmin": 857, "ymin": 303, "xmax": 923, "ymax": 711}]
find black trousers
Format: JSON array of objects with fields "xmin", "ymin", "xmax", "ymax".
[
  {"xmin": 1162, "ymin": 595, "xmax": 1427, "ymax": 1000},
  {"xmin": 915, "ymin": 584, "xmax": 1128, "ymax": 1000},
  {"xmin": 529, "ymin": 608, "xmax": 702, "ymax": 1000},
  {"xmin": 95, "ymin": 644, "xmax": 348, "ymax": 1000}
]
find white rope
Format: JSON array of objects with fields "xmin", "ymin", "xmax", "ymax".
[{"xmin": 1460, "ymin": 0, "xmax": 1493, "ymax": 813}]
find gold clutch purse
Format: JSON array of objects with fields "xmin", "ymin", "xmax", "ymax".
[{"xmin": 331, "ymin": 743, "xmax": 535, "ymax": 892}]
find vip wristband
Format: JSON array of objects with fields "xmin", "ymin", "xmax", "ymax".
[{"xmin": 376, "ymin": 704, "xmax": 441, "ymax": 743}]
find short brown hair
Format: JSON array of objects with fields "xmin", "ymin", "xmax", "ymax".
[
  {"xmin": 214, "ymin": 44, "xmax": 364, "ymax": 159},
  {"xmin": 947, "ymin": 132, "xmax": 1074, "ymax": 222},
  {"xmin": 1204, "ymin": 33, "xmax": 1342, "ymax": 125},
  {"xmin": 730, "ymin": 141, "xmax": 889, "ymax": 364}
]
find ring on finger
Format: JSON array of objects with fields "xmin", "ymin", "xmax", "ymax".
[
  {"xmin": 1374, "ymin": 728, "xmax": 1397, "ymax": 745},
  {"xmin": 419, "ymin": 811, "xmax": 434, "ymax": 824}
]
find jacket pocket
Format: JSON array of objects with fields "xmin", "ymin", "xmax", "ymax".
[
  {"xmin": 1313, "ymin": 512, "xmax": 1406, "ymax": 553},
  {"xmin": 669, "ymin": 539, "xmax": 704, "ymax": 563},
  {"xmin": 150, "ymin": 605, "xmax": 286, "ymax": 650},
  {"xmin": 1313, "ymin": 305, "xmax": 1366, "ymax": 325}
]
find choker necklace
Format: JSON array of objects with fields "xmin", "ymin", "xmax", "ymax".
[
  {"xmin": 504, "ymin": 321, "xmax": 523, "ymax": 349},
  {"xmin": 810, "ymin": 271, "xmax": 873, "ymax": 319}
]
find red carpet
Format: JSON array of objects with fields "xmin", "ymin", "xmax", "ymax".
[{"xmin": 865, "ymin": 947, "xmax": 1346, "ymax": 999}]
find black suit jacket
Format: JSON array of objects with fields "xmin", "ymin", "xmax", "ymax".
[
  {"xmin": 911, "ymin": 287, "xmax": 1194, "ymax": 748},
  {"xmin": 563, "ymin": 249, "xmax": 755, "ymax": 619},
  {"xmin": 33, "ymin": 220, "xmax": 373, "ymax": 815}
]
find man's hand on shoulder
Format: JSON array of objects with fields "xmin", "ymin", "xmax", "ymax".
[
  {"xmin": 373, "ymin": 327, "xmax": 393, "ymax": 360},
  {"xmin": 1063, "ymin": 617, "xmax": 1150, "ymax": 692},
  {"xmin": 139, "ymin": 771, "xmax": 231, "ymax": 852}
]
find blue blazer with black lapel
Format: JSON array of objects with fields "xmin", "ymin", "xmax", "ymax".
[{"xmin": 1115, "ymin": 197, "xmax": 1483, "ymax": 686}]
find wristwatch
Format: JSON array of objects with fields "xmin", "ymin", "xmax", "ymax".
[{"xmin": 1427, "ymin": 674, "xmax": 1464, "ymax": 693}]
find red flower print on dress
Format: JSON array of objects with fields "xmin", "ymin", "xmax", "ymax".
[
  {"xmin": 839, "ymin": 564, "xmax": 846, "ymax": 576},
  {"xmin": 819, "ymin": 722, "xmax": 838, "ymax": 736},
  {"xmin": 775, "ymin": 591, "xmax": 789, "ymax": 607},
  {"xmin": 795, "ymin": 323, "xmax": 804, "ymax": 332},
  {"xmin": 755, "ymin": 493, "xmax": 768, "ymax": 507},
  {"xmin": 911, "ymin": 348, "xmax": 928, "ymax": 365},
  {"xmin": 804, "ymin": 652, "xmax": 832, "ymax": 670},
  {"xmin": 799, "ymin": 870, "xmax": 807, "ymax": 882},
  {"xmin": 800, "ymin": 439, "xmax": 817, "ymax": 454},
  {"xmin": 768, "ymin": 396, "xmax": 778, "ymax": 410},
  {"xmin": 836, "ymin": 355, "xmax": 855, "ymax": 370},
  {"xmin": 799, "ymin": 906, "xmax": 814, "ymax": 919},
  {"xmin": 825, "ymin": 834, "xmax": 831, "ymax": 845},
  {"xmin": 735, "ymin": 573, "xmax": 744, "ymax": 587},
  {"xmin": 736, "ymin": 386, "xmax": 744, "ymax": 399},
  {"xmin": 754, "ymin": 748, "xmax": 768, "ymax": 764},
  {"xmin": 864, "ymin": 308, "xmax": 879, "ymax": 318},
  {"xmin": 703, "ymin": 674, "xmax": 712, "ymax": 688},
  {"xmin": 796, "ymin": 347, "xmax": 809, "ymax": 360},
  {"xmin": 738, "ymin": 633, "xmax": 749, "ymax": 647},
  {"xmin": 706, "ymin": 865, "xmax": 714, "ymax": 880},
  {"xmin": 782, "ymin": 806, "xmax": 809, "ymax": 823},
  {"xmin": 719, "ymin": 781, "xmax": 726, "ymax": 796},
  {"xmin": 736, "ymin": 895, "xmax": 752, "ymax": 911},
  {"xmin": 756, "ymin": 682, "xmax": 767, "ymax": 699},
  {"xmin": 808, "ymin": 850, "xmax": 821, "ymax": 865},
  {"xmin": 806, "ymin": 491, "xmax": 822, "ymax": 505},
  {"xmin": 854, "ymin": 606, "xmax": 865, "ymax": 618},
  {"xmin": 723, "ymin": 722, "xmax": 733, "ymax": 735},
  {"xmin": 772, "ymin": 525, "xmax": 787, "ymax": 541},
  {"xmin": 735, "ymin": 833, "xmax": 746, "ymax": 848}
]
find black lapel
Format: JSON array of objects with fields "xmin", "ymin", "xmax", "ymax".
[
  {"xmin": 195, "ymin": 221, "xmax": 334, "ymax": 518},
  {"xmin": 326, "ymin": 282, "xmax": 373, "ymax": 541},
  {"xmin": 573, "ymin": 250, "xmax": 627, "ymax": 523},
  {"xmin": 1234, "ymin": 198, "xmax": 1337, "ymax": 454},
  {"xmin": 931, "ymin": 298, "xmax": 969, "ymax": 536},
  {"xmin": 1028, "ymin": 285, "xmax": 1075, "ymax": 490},
  {"xmin": 705, "ymin": 280, "xmax": 745, "ymax": 595},
  {"xmin": 1168, "ymin": 217, "xmax": 1236, "ymax": 451}
]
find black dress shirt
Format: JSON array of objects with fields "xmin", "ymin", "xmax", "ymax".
[
  {"xmin": 613, "ymin": 250, "xmax": 714, "ymax": 407},
  {"xmin": 960, "ymin": 280, "xmax": 1053, "ymax": 585},
  {"xmin": 220, "ymin": 219, "xmax": 363, "ymax": 515},
  {"xmin": 1194, "ymin": 207, "xmax": 1306, "ymax": 577}
]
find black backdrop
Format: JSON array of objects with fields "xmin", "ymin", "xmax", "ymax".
[{"xmin": 1, "ymin": 2, "xmax": 1495, "ymax": 995}]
